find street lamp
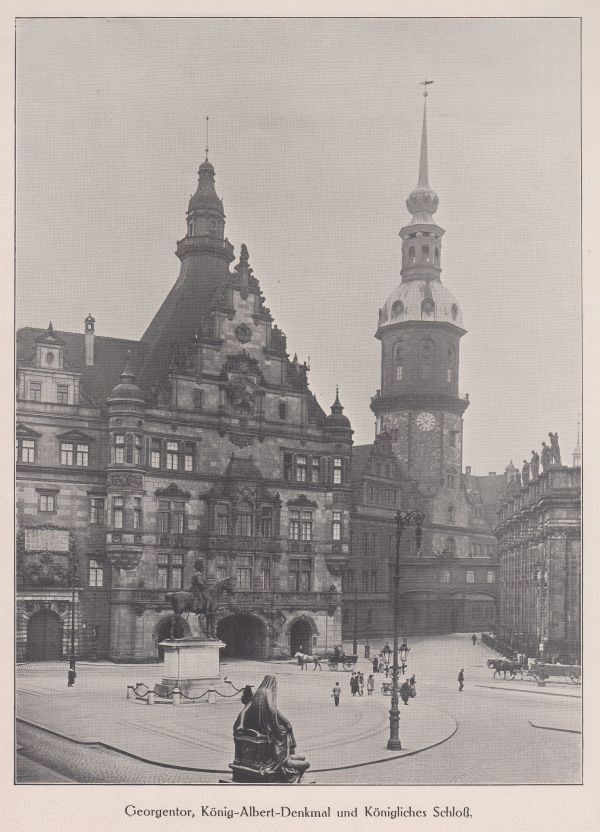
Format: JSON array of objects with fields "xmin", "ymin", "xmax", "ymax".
[
  {"xmin": 387, "ymin": 509, "xmax": 424, "ymax": 751},
  {"xmin": 67, "ymin": 552, "xmax": 78, "ymax": 687},
  {"xmin": 352, "ymin": 581, "xmax": 358, "ymax": 657}
]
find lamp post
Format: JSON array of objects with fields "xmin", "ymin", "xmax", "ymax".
[
  {"xmin": 387, "ymin": 509, "xmax": 424, "ymax": 751},
  {"xmin": 67, "ymin": 552, "xmax": 78, "ymax": 687},
  {"xmin": 352, "ymin": 581, "xmax": 358, "ymax": 656}
]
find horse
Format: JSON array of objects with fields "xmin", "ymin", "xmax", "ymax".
[
  {"xmin": 294, "ymin": 652, "xmax": 322, "ymax": 671},
  {"xmin": 489, "ymin": 658, "xmax": 523, "ymax": 680},
  {"xmin": 167, "ymin": 576, "xmax": 235, "ymax": 640}
]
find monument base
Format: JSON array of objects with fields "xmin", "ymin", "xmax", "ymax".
[{"xmin": 156, "ymin": 638, "xmax": 225, "ymax": 698}]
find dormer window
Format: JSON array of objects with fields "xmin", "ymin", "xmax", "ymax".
[{"xmin": 421, "ymin": 299, "xmax": 435, "ymax": 319}]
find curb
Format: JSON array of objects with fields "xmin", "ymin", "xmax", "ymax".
[
  {"xmin": 529, "ymin": 721, "xmax": 581, "ymax": 735},
  {"xmin": 476, "ymin": 684, "xmax": 581, "ymax": 699}
]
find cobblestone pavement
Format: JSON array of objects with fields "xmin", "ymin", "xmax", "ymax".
[{"xmin": 16, "ymin": 634, "xmax": 582, "ymax": 784}]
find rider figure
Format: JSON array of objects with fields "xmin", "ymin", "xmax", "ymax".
[{"xmin": 190, "ymin": 558, "xmax": 208, "ymax": 635}]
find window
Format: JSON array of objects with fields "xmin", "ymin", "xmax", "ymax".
[
  {"xmin": 447, "ymin": 369, "xmax": 452, "ymax": 383},
  {"xmin": 236, "ymin": 555, "xmax": 253, "ymax": 590},
  {"xmin": 157, "ymin": 500, "xmax": 186, "ymax": 534},
  {"xmin": 344, "ymin": 570, "xmax": 354, "ymax": 592},
  {"xmin": 447, "ymin": 473, "xmax": 456, "ymax": 489},
  {"xmin": 183, "ymin": 443, "xmax": 194, "ymax": 472},
  {"xmin": 440, "ymin": 570, "xmax": 450, "ymax": 583},
  {"xmin": 61, "ymin": 442, "xmax": 73, "ymax": 465},
  {"xmin": 392, "ymin": 300, "xmax": 404, "ymax": 316},
  {"xmin": 289, "ymin": 558, "xmax": 311, "ymax": 592},
  {"xmin": 362, "ymin": 570, "xmax": 369, "ymax": 591},
  {"xmin": 76, "ymin": 443, "xmax": 89, "ymax": 467},
  {"xmin": 370, "ymin": 570, "xmax": 377, "ymax": 591},
  {"xmin": 396, "ymin": 366, "xmax": 403, "ymax": 381},
  {"xmin": 363, "ymin": 532, "xmax": 369, "ymax": 555},
  {"xmin": 17, "ymin": 437, "xmax": 35, "ymax": 463},
  {"xmin": 89, "ymin": 497, "xmax": 105, "ymax": 525},
  {"xmin": 133, "ymin": 435, "xmax": 143, "ymax": 466},
  {"xmin": 172, "ymin": 502, "xmax": 185, "ymax": 534},
  {"xmin": 446, "ymin": 505, "xmax": 455, "ymax": 524},
  {"xmin": 422, "ymin": 244, "xmax": 430, "ymax": 261},
  {"xmin": 157, "ymin": 553, "xmax": 183, "ymax": 589},
  {"xmin": 469, "ymin": 542, "xmax": 475, "ymax": 557},
  {"xmin": 216, "ymin": 504, "xmax": 229, "ymax": 536},
  {"xmin": 283, "ymin": 453, "xmax": 293, "ymax": 482},
  {"xmin": 446, "ymin": 537, "xmax": 456, "ymax": 555},
  {"xmin": 332, "ymin": 511, "xmax": 342, "ymax": 541},
  {"xmin": 89, "ymin": 559, "xmax": 104, "ymax": 588},
  {"xmin": 112, "ymin": 496, "xmax": 124, "ymax": 529},
  {"xmin": 150, "ymin": 439, "xmax": 161, "ymax": 469},
  {"xmin": 409, "ymin": 245, "xmax": 416, "ymax": 262},
  {"xmin": 38, "ymin": 493, "xmax": 56, "ymax": 513},
  {"xmin": 296, "ymin": 455, "xmax": 307, "ymax": 483},
  {"xmin": 449, "ymin": 432, "xmax": 457, "ymax": 448},
  {"xmin": 333, "ymin": 457, "xmax": 343, "ymax": 485},
  {"xmin": 114, "ymin": 434, "xmax": 125, "ymax": 464},
  {"xmin": 289, "ymin": 510, "xmax": 300, "ymax": 540},
  {"xmin": 215, "ymin": 557, "xmax": 227, "ymax": 581},
  {"xmin": 259, "ymin": 506, "xmax": 272, "ymax": 538},
  {"xmin": 133, "ymin": 496, "xmax": 142, "ymax": 530},
  {"xmin": 487, "ymin": 570, "xmax": 496, "ymax": 583},
  {"xmin": 466, "ymin": 570, "xmax": 475, "ymax": 584},
  {"xmin": 301, "ymin": 511, "xmax": 313, "ymax": 541},
  {"xmin": 194, "ymin": 390, "xmax": 203, "ymax": 410},
  {"xmin": 311, "ymin": 457, "xmax": 320, "ymax": 483},
  {"xmin": 278, "ymin": 401, "xmax": 287, "ymax": 420},
  {"xmin": 29, "ymin": 382, "xmax": 41, "ymax": 402},
  {"xmin": 260, "ymin": 559, "xmax": 271, "ymax": 590},
  {"xmin": 236, "ymin": 501, "xmax": 253, "ymax": 537},
  {"xmin": 166, "ymin": 441, "xmax": 179, "ymax": 471},
  {"xmin": 57, "ymin": 385, "xmax": 69, "ymax": 404}
]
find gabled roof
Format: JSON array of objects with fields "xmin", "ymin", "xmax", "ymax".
[{"xmin": 17, "ymin": 327, "xmax": 145, "ymax": 407}]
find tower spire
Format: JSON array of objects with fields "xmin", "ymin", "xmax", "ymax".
[
  {"xmin": 405, "ymin": 81, "xmax": 439, "ymax": 224},
  {"xmin": 205, "ymin": 115, "xmax": 209, "ymax": 162},
  {"xmin": 417, "ymin": 81, "xmax": 433, "ymax": 188}
]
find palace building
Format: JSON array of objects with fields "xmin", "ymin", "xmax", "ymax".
[
  {"xmin": 343, "ymin": 93, "xmax": 501, "ymax": 642},
  {"xmin": 16, "ymin": 157, "xmax": 352, "ymax": 662}
]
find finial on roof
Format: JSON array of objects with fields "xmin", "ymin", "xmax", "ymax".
[
  {"xmin": 406, "ymin": 81, "xmax": 439, "ymax": 221},
  {"xmin": 417, "ymin": 81, "xmax": 434, "ymax": 188},
  {"xmin": 120, "ymin": 350, "xmax": 135, "ymax": 381},
  {"xmin": 205, "ymin": 116, "xmax": 209, "ymax": 162},
  {"xmin": 48, "ymin": 321, "xmax": 54, "ymax": 332}
]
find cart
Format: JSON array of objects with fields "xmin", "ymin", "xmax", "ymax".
[{"xmin": 327, "ymin": 646, "xmax": 358, "ymax": 671}]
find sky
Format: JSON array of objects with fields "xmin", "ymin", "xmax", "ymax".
[{"xmin": 15, "ymin": 17, "xmax": 581, "ymax": 475}]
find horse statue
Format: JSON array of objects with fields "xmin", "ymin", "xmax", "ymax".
[{"xmin": 166, "ymin": 576, "xmax": 235, "ymax": 640}]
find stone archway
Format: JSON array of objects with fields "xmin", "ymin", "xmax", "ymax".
[
  {"xmin": 217, "ymin": 613, "xmax": 267, "ymax": 659},
  {"xmin": 27, "ymin": 609, "xmax": 63, "ymax": 660},
  {"xmin": 289, "ymin": 617, "xmax": 314, "ymax": 656},
  {"xmin": 155, "ymin": 615, "xmax": 189, "ymax": 660}
]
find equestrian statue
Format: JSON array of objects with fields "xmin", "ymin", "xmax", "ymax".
[{"xmin": 166, "ymin": 558, "xmax": 235, "ymax": 640}]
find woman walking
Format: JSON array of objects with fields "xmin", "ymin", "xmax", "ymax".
[
  {"xmin": 358, "ymin": 672, "xmax": 364, "ymax": 697},
  {"xmin": 458, "ymin": 668, "xmax": 464, "ymax": 691},
  {"xmin": 366, "ymin": 674, "xmax": 375, "ymax": 695}
]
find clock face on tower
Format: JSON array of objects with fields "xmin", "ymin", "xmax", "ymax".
[{"xmin": 416, "ymin": 412, "xmax": 436, "ymax": 432}]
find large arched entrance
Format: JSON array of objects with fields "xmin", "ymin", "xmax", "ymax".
[
  {"xmin": 27, "ymin": 610, "xmax": 63, "ymax": 660},
  {"xmin": 289, "ymin": 617, "xmax": 313, "ymax": 656},
  {"xmin": 217, "ymin": 614, "xmax": 267, "ymax": 659},
  {"xmin": 156, "ymin": 616, "xmax": 186, "ymax": 660}
]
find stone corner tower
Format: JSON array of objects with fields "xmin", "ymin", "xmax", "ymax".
[{"xmin": 370, "ymin": 89, "xmax": 469, "ymax": 496}]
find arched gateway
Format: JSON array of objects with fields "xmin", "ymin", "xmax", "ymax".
[
  {"xmin": 217, "ymin": 613, "xmax": 267, "ymax": 659},
  {"xmin": 289, "ymin": 617, "xmax": 314, "ymax": 656},
  {"xmin": 27, "ymin": 609, "xmax": 63, "ymax": 660}
]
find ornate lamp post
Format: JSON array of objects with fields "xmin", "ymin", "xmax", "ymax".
[
  {"xmin": 67, "ymin": 552, "xmax": 78, "ymax": 687},
  {"xmin": 352, "ymin": 581, "xmax": 358, "ymax": 657},
  {"xmin": 387, "ymin": 509, "xmax": 424, "ymax": 751}
]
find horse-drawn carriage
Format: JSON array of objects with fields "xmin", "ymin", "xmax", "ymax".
[
  {"xmin": 487, "ymin": 658, "xmax": 526, "ymax": 679},
  {"xmin": 327, "ymin": 646, "xmax": 358, "ymax": 671},
  {"xmin": 527, "ymin": 663, "xmax": 581, "ymax": 684}
]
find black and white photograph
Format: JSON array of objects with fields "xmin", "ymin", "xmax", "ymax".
[{"xmin": 13, "ymin": 12, "xmax": 586, "ymax": 803}]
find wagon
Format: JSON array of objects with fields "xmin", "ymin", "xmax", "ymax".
[
  {"xmin": 327, "ymin": 646, "xmax": 358, "ymax": 671},
  {"xmin": 527, "ymin": 663, "xmax": 581, "ymax": 684}
]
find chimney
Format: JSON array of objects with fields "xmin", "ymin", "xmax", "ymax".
[
  {"xmin": 84, "ymin": 314, "xmax": 95, "ymax": 366},
  {"xmin": 465, "ymin": 466, "xmax": 471, "ymax": 475}
]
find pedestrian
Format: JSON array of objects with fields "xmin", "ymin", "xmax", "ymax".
[
  {"xmin": 372, "ymin": 656, "xmax": 379, "ymax": 674},
  {"xmin": 367, "ymin": 674, "xmax": 375, "ymax": 695},
  {"xmin": 67, "ymin": 668, "xmax": 76, "ymax": 687},
  {"xmin": 458, "ymin": 668, "xmax": 464, "ymax": 692},
  {"xmin": 409, "ymin": 675, "xmax": 416, "ymax": 698},
  {"xmin": 297, "ymin": 647, "xmax": 304, "ymax": 668},
  {"xmin": 358, "ymin": 671, "xmax": 364, "ymax": 696},
  {"xmin": 400, "ymin": 679, "xmax": 410, "ymax": 705},
  {"xmin": 313, "ymin": 654, "xmax": 322, "ymax": 671},
  {"xmin": 241, "ymin": 684, "xmax": 253, "ymax": 705},
  {"xmin": 332, "ymin": 682, "xmax": 341, "ymax": 707},
  {"xmin": 350, "ymin": 673, "xmax": 359, "ymax": 697},
  {"xmin": 472, "ymin": 634, "xmax": 477, "ymax": 646}
]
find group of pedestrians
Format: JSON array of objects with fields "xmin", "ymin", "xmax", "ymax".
[{"xmin": 350, "ymin": 671, "xmax": 364, "ymax": 696}]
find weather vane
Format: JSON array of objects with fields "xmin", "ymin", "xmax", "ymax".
[{"xmin": 420, "ymin": 80, "xmax": 434, "ymax": 97}]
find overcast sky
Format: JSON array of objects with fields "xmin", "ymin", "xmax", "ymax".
[{"xmin": 16, "ymin": 17, "xmax": 581, "ymax": 475}]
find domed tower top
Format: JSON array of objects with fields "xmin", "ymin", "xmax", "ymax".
[{"xmin": 109, "ymin": 352, "xmax": 144, "ymax": 406}]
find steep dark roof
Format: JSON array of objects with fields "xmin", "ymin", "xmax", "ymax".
[{"xmin": 17, "ymin": 327, "xmax": 145, "ymax": 407}]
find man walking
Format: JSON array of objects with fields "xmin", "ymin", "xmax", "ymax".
[
  {"xmin": 472, "ymin": 634, "xmax": 477, "ymax": 646},
  {"xmin": 313, "ymin": 654, "xmax": 322, "ymax": 671},
  {"xmin": 332, "ymin": 681, "xmax": 341, "ymax": 707},
  {"xmin": 458, "ymin": 668, "xmax": 465, "ymax": 692}
]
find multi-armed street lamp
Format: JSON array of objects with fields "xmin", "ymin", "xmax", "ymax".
[{"xmin": 387, "ymin": 509, "xmax": 424, "ymax": 751}]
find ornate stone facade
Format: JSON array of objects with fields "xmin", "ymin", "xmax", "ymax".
[{"xmin": 495, "ymin": 464, "xmax": 581, "ymax": 662}]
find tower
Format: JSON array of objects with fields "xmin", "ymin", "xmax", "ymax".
[
  {"xmin": 371, "ymin": 88, "xmax": 468, "ymax": 498},
  {"xmin": 572, "ymin": 422, "xmax": 581, "ymax": 467}
]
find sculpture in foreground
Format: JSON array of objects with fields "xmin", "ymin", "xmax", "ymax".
[{"xmin": 230, "ymin": 674, "xmax": 310, "ymax": 783}]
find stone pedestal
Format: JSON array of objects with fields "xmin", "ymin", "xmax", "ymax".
[{"xmin": 156, "ymin": 638, "xmax": 225, "ymax": 698}]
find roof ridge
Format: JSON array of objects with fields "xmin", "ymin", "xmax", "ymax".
[{"xmin": 17, "ymin": 326, "xmax": 142, "ymax": 345}]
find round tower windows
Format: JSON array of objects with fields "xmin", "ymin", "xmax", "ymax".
[
  {"xmin": 451, "ymin": 304, "xmax": 459, "ymax": 321},
  {"xmin": 421, "ymin": 299, "xmax": 435, "ymax": 319},
  {"xmin": 392, "ymin": 301, "xmax": 404, "ymax": 317}
]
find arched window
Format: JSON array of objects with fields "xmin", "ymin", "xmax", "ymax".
[
  {"xmin": 421, "ymin": 299, "xmax": 435, "ymax": 319},
  {"xmin": 422, "ymin": 245, "xmax": 430, "ymax": 262},
  {"xmin": 434, "ymin": 248, "xmax": 439, "ymax": 263},
  {"xmin": 451, "ymin": 304, "xmax": 459, "ymax": 321},
  {"xmin": 446, "ymin": 537, "xmax": 456, "ymax": 555},
  {"xmin": 392, "ymin": 300, "xmax": 404, "ymax": 317},
  {"xmin": 188, "ymin": 221, "xmax": 194, "ymax": 236},
  {"xmin": 409, "ymin": 246, "xmax": 416, "ymax": 263},
  {"xmin": 446, "ymin": 505, "xmax": 455, "ymax": 524},
  {"xmin": 236, "ymin": 501, "xmax": 253, "ymax": 537}
]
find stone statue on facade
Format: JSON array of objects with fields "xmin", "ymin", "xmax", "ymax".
[
  {"xmin": 530, "ymin": 450, "xmax": 540, "ymax": 480},
  {"xmin": 514, "ymin": 469, "xmax": 522, "ymax": 488},
  {"xmin": 549, "ymin": 432, "xmax": 562, "ymax": 466},
  {"xmin": 522, "ymin": 459, "xmax": 530, "ymax": 485},
  {"xmin": 167, "ymin": 558, "xmax": 235, "ymax": 639},
  {"xmin": 541, "ymin": 442, "xmax": 552, "ymax": 473}
]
